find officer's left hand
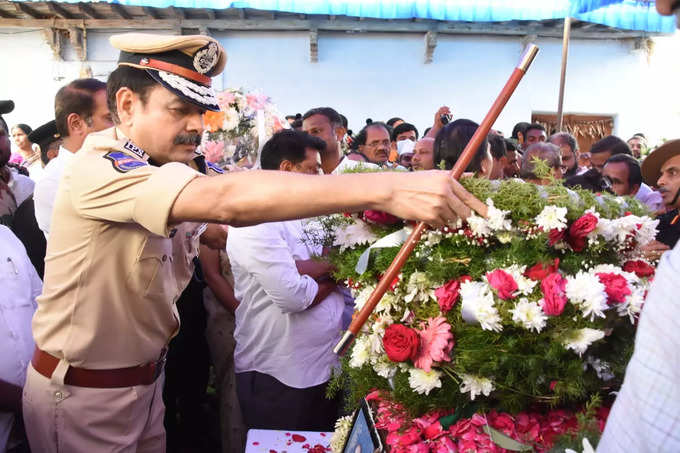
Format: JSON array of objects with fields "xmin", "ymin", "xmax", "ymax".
[{"xmin": 200, "ymin": 224, "xmax": 227, "ymax": 250}]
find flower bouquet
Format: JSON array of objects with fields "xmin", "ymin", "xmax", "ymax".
[
  {"xmin": 201, "ymin": 88, "xmax": 286, "ymax": 167},
  {"xmin": 319, "ymin": 176, "xmax": 658, "ymax": 452}
]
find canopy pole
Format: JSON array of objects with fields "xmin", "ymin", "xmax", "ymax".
[{"xmin": 556, "ymin": 16, "xmax": 571, "ymax": 132}]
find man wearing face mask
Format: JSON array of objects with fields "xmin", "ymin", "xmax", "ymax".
[{"xmin": 391, "ymin": 123, "xmax": 418, "ymax": 169}]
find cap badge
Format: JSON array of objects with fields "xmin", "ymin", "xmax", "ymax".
[{"xmin": 193, "ymin": 42, "xmax": 218, "ymax": 75}]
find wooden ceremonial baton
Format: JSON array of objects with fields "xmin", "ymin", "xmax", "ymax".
[{"xmin": 334, "ymin": 44, "xmax": 539, "ymax": 356}]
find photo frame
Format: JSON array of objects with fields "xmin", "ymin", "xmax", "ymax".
[{"xmin": 342, "ymin": 398, "xmax": 383, "ymax": 453}]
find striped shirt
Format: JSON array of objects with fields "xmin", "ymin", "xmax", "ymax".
[{"xmin": 598, "ymin": 244, "xmax": 680, "ymax": 452}]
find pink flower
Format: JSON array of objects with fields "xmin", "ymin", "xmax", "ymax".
[
  {"xmin": 597, "ymin": 272, "xmax": 631, "ymax": 305},
  {"xmin": 363, "ymin": 210, "xmax": 402, "ymax": 225},
  {"xmin": 541, "ymin": 272, "xmax": 568, "ymax": 316},
  {"xmin": 434, "ymin": 276, "xmax": 471, "ymax": 312},
  {"xmin": 246, "ymin": 93, "xmax": 268, "ymax": 110},
  {"xmin": 488, "ymin": 411, "xmax": 516, "ymax": 438},
  {"xmin": 217, "ymin": 91, "xmax": 236, "ymax": 108},
  {"xmin": 432, "ymin": 436, "xmax": 457, "ymax": 453},
  {"xmin": 386, "ymin": 426, "xmax": 422, "ymax": 447},
  {"xmin": 515, "ymin": 413, "xmax": 540, "ymax": 443},
  {"xmin": 486, "ymin": 269, "xmax": 518, "ymax": 300},
  {"xmin": 413, "ymin": 317, "xmax": 454, "ymax": 372},
  {"xmin": 202, "ymin": 140, "xmax": 225, "ymax": 163}
]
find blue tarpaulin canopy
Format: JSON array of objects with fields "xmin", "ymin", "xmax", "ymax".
[{"xmin": 15, "ymin": 0, "xmax": 677, "ymax": 33}]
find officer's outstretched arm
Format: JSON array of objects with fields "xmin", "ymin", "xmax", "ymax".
[{"xmin": 169, "ymin": 169, "xmax": 486, "ymax": 227}]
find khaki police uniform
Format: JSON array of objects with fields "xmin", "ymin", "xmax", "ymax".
[{"xmin": 22, "ymin": 33, "xmax": 227, "ymax": 453}]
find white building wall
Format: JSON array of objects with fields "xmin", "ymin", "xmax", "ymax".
[{"xmin": 1, "ymin": 27, "xmax": 679, "ymax": 146}]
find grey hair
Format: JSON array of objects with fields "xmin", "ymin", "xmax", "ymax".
[{"xmin": 520, "ymin": 142, "xmax": 562, "ymax": 179}]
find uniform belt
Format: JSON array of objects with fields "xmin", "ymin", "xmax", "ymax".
[{"xmin": 31, "ymin": 348, "xmax": 167, "ymax": 388}]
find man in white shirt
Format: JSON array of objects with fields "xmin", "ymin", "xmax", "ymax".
[
  {"xmin": 302, "ymin": 107, "xmax": 377, "ymax": 175},
  {"xmin": 228, "ymin": 130, "xmax": 345, "ymax": 431},
  {"xmin": 33, "ymin": 78, "xmax": 112, "ymax": 236},
  {"xmin": 0, "ymin": 225, "xmax": 42, "ymax": 452}
]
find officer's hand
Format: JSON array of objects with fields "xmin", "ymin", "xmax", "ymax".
[
  {"xmin": 200, "ymin": 224, "xmax": 227, "ymax": 250},
  {"xmin": 379, "ymin": 170, "xmax": 487, "ymax": 227},
  {"xmin": 639, "ymin": 240, "xmax": 670, "ymax": 261}
]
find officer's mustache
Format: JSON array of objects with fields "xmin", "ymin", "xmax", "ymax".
[{"xmin": 174, "ymin": 133, "xmax": 202, "ymax": 146}]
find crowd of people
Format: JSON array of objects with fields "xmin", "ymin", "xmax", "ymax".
[{"xmin": 1, "ymin": 2, "xmax": 680, "ymax": 452}]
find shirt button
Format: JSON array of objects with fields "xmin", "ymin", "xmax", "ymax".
[
  {"xmin": 162, "ymin": 255, "xmax": 167, "ymax": 262},
  {"xmin": 54, "ymin": 391, "xmax": 63, "ymax": 402}
]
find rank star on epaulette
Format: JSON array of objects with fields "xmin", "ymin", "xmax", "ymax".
[{"xmin": 104, "ymin": 151, "xmax": 148, "ymax": 173}]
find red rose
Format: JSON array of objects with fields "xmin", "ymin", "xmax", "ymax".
[
  {"xmin": 525, "ymin": 258, "xmax": 560, "ymax": 281},
  {"xmin": 382, "ymin": 324, "xmax": 420, "ymax": 362},
  {"xmin": 597, "ymin": 272, "xmax": 631, "ymax": 305},
  {"xmin": 623, "ymin": 260, "xmax": 655, "ymax": 278},
  {"xmin": 486, "ymin": 269, "xmax": 518, "ymax": 300},
  {"xmin": 434, "ymin": 276, "xmax": 471, "ymax": 312},
  {"xmin": 567, "ymin": 213, "xmax": 598, "ymax": 252},
  {"xmin": 548, "ymin": 228, "xmax": 566, "ymax": 247},
  {"xmin": 541, "ymin": 272, "xmax": 568, "ymax": 316},
  {"xmin": 363, "ymin": 210, "xmax": 402, "ymax": 225}
]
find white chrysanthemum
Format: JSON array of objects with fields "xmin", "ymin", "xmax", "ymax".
[
  {"xmin": 460, "ymin": 281, "xmax": 503, "ymax": 332},
  {"xmin": 635, "ymin": 217, "xmax": 659, "ymax": 247},
  {"xmin": 423, "ymin": 230, "xmax": 443, "ymax": 246},
  {"xmin": 222, "ymin": 107, "xmax": 240, "ymax": 131},
  {"xmin": 497, "ymin": 231, "xmax": 514, "ymax": 244},
  {"xmin": 376, "ymin": 291, "xmax": 399, "ymax": 314},
  {"xmin": 565, "ymin": 272, "xmax": 608, "ymax": 320},
  {"xmin": 373, "ymin": 357, "xmax": 398, "ymax": 379},
  {"xmin": 535, "ymin": 205, "xmax": 568, "ymax": 231},
  {"xmin": 330, "ymin": 415, "xmax": 354, "ymax": 453},
  {"xmin": 594, "ymin": 217, "xmax": 617, "ymax": 242},
  {"xmin": 562, "ymin": 328, "xmax": 605, "ymax": 356},
  {"xmin": 460, "ymin": 374, "xmax": 495, "ymax": 401},
  {"xmin": 367, "ymin": 332, "xmax": 384, "ymax": 357},
  {"xmin": 332, "ymin": 220, "xmax": 377, "ymax": 252},
  {"xmin": 353, "ymin": 285, "xmax": 374, "ymax": 312},
  {"xmin": 617, "ymin": 286, "xmax": 645, "ymax": 323},
  {"xmin": 403, "ymin": 271, "xmax": 436, "ymax": 304},
  {"xmin": 467, "ymin": 213, "xmax": 491, "ymax": 237},
  {"xmin": 510, "ymin": 298, "xmax": 547, "ymax": 333},
  {"xmin": 408, "ymin": 368, "xmax": 443, "ymax": 395},
  {"xmin": 504, "ymin": 264, "xmax": 538, "ymax": 296},
  {"xmin": 349, "ymin": 336, "xmax": 371, "ymax": 368},
  {"xmin": 371, "ymin": 314, "xmax": 394, "ymax": 336},
  {"xmin": 486, "ymin": 199, "xmax": 512, "ymax": 231}
]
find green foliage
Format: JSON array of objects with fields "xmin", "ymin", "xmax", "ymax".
[{"xmin": 319, "ymin": 177, "xmax": 650, "ymax": 418}]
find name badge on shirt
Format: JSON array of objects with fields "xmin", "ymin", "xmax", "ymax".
[{"xmin": 123, "ymin": 140, "xmax": 148, "ymax": 160}]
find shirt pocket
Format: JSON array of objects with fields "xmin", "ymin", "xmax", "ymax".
[{"xmin": 128, "ymin": 236, "xmax": 177, "ymax": 300}]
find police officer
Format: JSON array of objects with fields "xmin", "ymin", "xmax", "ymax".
[{"xmin": 22, "ymin": 33, "xmax": 486, "ymax": 452}]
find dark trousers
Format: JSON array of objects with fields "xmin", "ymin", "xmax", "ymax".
[
  {"xmin": 163, "ymin": 272, "xmax": 212, "ymax": 452},
  {"xmin": 236, "ymin": 371, "xmax": 340, "ymax": 432}
]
